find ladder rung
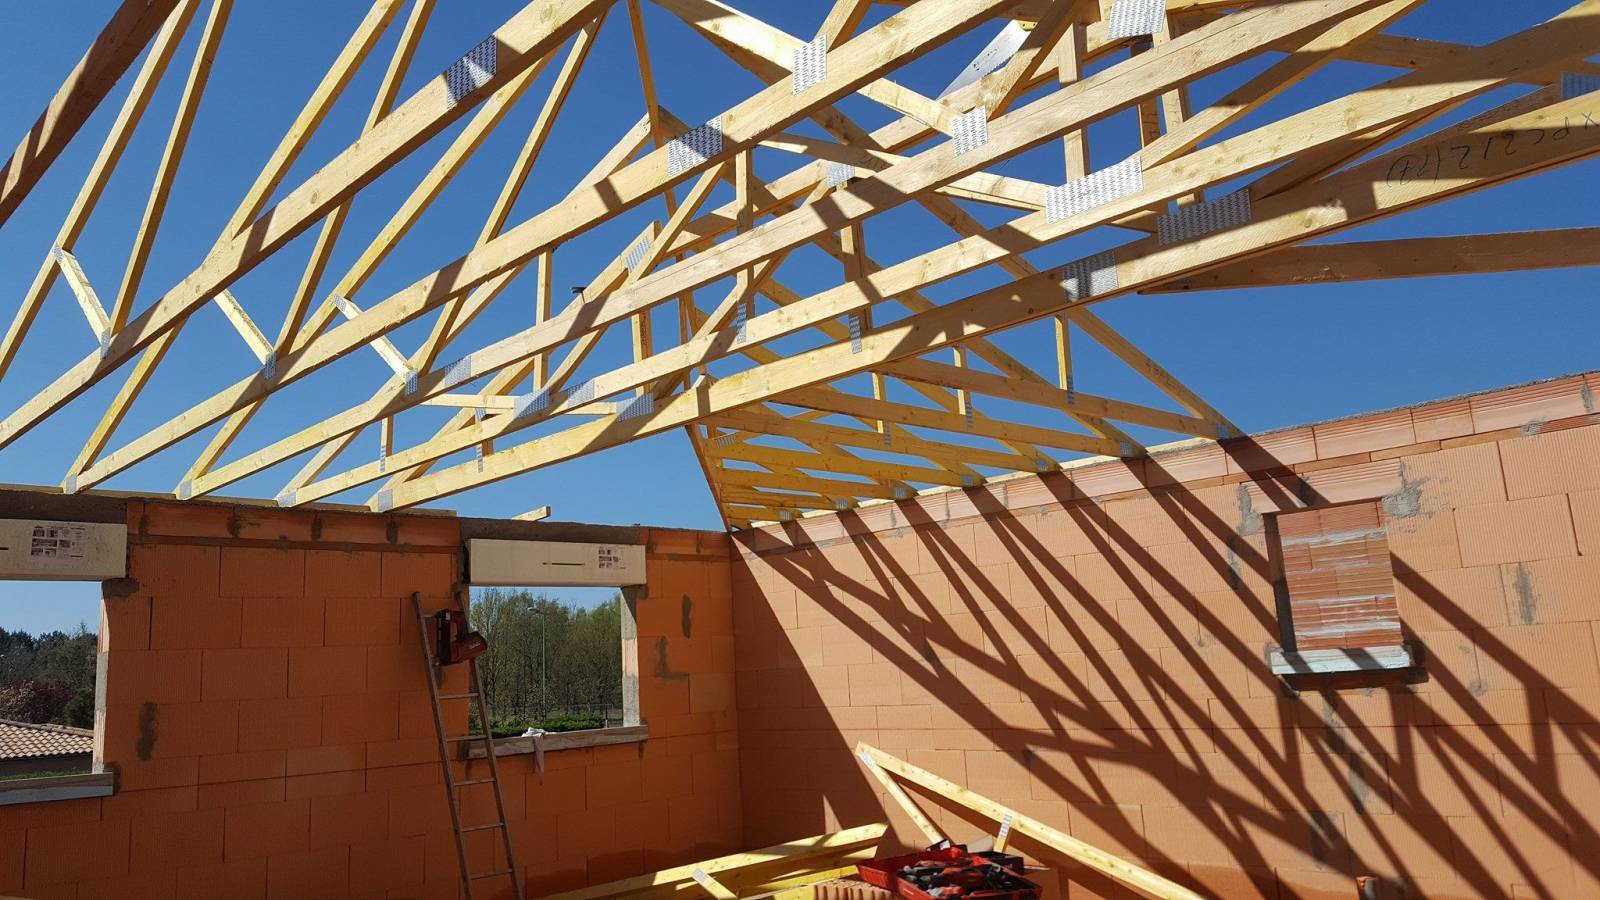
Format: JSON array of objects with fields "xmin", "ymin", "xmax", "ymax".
[
  {"xmin": 455, "ymin": 778, "xmax": 496, "ymax": 787},
  {"xmin": 470, "ymin": 869, "xmax": 515, "ymax": 879},
  {"xmin": 446, "ymin": 734, "xmax": 491, "ymax": 743},
  {"xmin": 438, "ymin": 691, "xmax": 479, "ymax": 700},
  {"xmin": 461, "ymin": 822, "xmax": 506, "ymax": 833}
]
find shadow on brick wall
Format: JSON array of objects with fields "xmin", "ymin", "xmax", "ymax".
[{"xmin": 733, "ymin": 428, "xmax": 1600, "ymax": 900}]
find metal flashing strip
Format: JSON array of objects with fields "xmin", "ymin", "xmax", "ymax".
[
  {"xmin": 939, "ymin": 20, "xmax": 1030, "ymax": 99},
  {"xmin": 1061, "ymin": 250, "xmax": 1119, "ymax": 302},
  {"xmin": 1107, "ymin": 0, "xmax": 1165, "ymax": 39},
  {"xmin": 1563, "ymin": 72, "xmax": 1600, "ymax": 100},
  {"xmin": 793, "ymin": 35, "xmax": 827, "ymax": 93},
  {"xmin": 1157, "ymin": 190, "xmax": 1253, "ymax": 246},
  {"xmin": 667, "ymin": 116, "xmax": 723, "ymax": 176},
  {"xmin": 444, "ymin": 36, "xmax": 497, "ymax": 106},
  {"xmin": 826, "ymin": 161, "xmax": 855, "ymax": 187},
  {"xmin": 1045, "ymin": 155, "xmax": 1143, "ymax": 223},
  {"xmin": 951, "ymin": 108, "xmax": 988, "ymax": 155}
]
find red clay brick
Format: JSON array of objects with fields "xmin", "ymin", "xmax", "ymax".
[
  {"xmin": 240, "ymin": 594, "xmax": 325, "ymax": 648},
  {"xmin": 1571, "ymin": 489, "xmax": 1600, "ymax": 556},
  {"xmin": 1470, "ymin": 376, "xmax": 1590, "ymax": 433},
  {"xmin": 381, "ymin": 551, "xmax": 457, "ymax": 599},
  {"xmin": 150, "ymin": 590, "xmax": 242, "ymax": 651},
  {"xmin": 1500, "ymin": 427, "xmax": 1600, "ymax": 500},
  {"xmin": 223, "ymin": 799, "xmax": 309, "ymax": 861},
  {"xmin": 286, "ymin": 743, "xmax": 365, "ymax": 777},
  {"xmin": 200, "ymin": 749, "xmax": 288, "ymax": 785},
  {"xmin": 1314, "ymin": 408, "xmax": 1416, "ymax": 459},
  {"xmin": 144, "ymin": 700, "xmax": 240, "ymax": 758},
  {"xmin": 130, "ymin": 543, "xmax": 220, "ymax": 598},
  {"xmin": 1455, "ymin": 496, "xmax": 1578, "ymax": 567},
  {"xmin": 238, "ymin": 697, "xmax": 323, "ymax": 752},
  {"xmin": 175, "ymin": 858, "xmax": 267, "ymax": 900},
  {"xmin": 128, "ymin": 807, "xmax": 224, "ymax": 873},
  {"xmin": 220, "ymin": 547, "xmax": 306, "ymax": 599},
  {"xmin": 288, "ymin": 646, "xmax": 367, "ymax": 697},
  {"xmin": 1413, "ymin": 397, "xmax": 1475, "ymax": 443},
  {"xmin": 202, "ymin": 647, "xmax": 288, "ymax": 701},
  {"xmin": 75, "ymin": 868, "xmax": 177, "ymax": 900},
  {"xmin": 304, "ymin": 549, "xmax": 383, "ymax": 597},
  {"xmin": 348, "ymin": 836, "xmax": 424, "ymax": 894},
  {"xmin": 265, "ymin": 846, "xmax": 348, "ymax": 900},
  {"xmin": 324, "ymin": 596, "xmax": 402, "ymax": 647},
  {"xmin": 107, "ymin": 649, "xmax": 203, "ymax": 706},
  {"xmin": 26, "ymin": 817, "xmax": 130, "ymax": 885},
  {"xmin": 320, "ymin": 692, "xmax": 399, "ymax": 745},
  {"xmin": 100, "ymin": 591, "xmax": 150, "ymax": 652}
]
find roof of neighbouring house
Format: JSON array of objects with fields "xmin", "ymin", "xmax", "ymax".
[{"xmin": 0, "ymin": 719, "xmax": 92, "ymax": 760}]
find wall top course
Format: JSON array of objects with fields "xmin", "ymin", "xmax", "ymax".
[{"xmin": 738, "ymin": 371, "xmax": 1600, "ymax": 556}]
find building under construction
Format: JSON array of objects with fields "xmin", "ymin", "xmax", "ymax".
[{"xmin": 0, "ymin": 0, "xmax": 1596, "ymax": 897}]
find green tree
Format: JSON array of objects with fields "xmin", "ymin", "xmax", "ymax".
[{"xmin": 469, "ymin": 589, "xmax": 622, "ymax": 722}]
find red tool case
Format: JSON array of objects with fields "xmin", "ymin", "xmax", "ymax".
[{"xmin": 857, "ymin": 846, "xmax": 1041, "ymax": 899}]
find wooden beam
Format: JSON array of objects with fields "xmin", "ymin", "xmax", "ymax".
[
  {"xmin": 282, "ymin": 18, "xmax": 1598, "ymax": 508},
  {"xmin": 1147, "ymin": 228, "xmax": 1600, "ymax": 291},
  {"xmin": 380, "ymin": 88, "xmax": 1600, "ymax": 509},
  {"xmin": 856, "ymin": 744, "xmax": 1203, "ymax": 900},
  {"xmin": 65, "ymin": 0, "xmax": 1016, "ymax": 487},
  {"xmin": 0, "ymin": 0, "xmax": 199, "ymax": 384},
  {"xmin": 546, "ymin": 824, "xmax": 887, "ymax": 900},
  {"xmin": 177, "ymin": 0, "xmax": 437, "ymax": 486},
  {"xmin": 1, "ymin": 0, "xmax": 611, "ymax": 453},
  {"xmin": 0, "ymin": 0, "xmax": 184, "ymax": 227},
  {"xmin": 109, "ymin": 0, "xmax": 235, "ymax": 330}
]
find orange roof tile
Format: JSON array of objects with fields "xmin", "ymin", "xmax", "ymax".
[{"xmin": 0, "ymin": 719, "xmax": 92, "ymax": 760}]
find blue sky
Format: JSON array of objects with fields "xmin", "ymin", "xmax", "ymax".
[{"xmin": 0, "ymin": 0, "xmax": 1596, "ymax": 632}]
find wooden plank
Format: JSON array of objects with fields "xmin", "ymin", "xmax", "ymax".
[
  {"xmin": 212, "ymin": 290, "xmax": 272, "ymax": 363},
  {"xmin": 110, "ymin": 0, "xmax": 235, "ymax": 329},
  {"xmin": 380, "ymin": 89, "xmax": 1600, "ymax": 508},
  {"xmin": 0, "ymin": 0, "xmax": 184, "ymax": 227},
  {"xmin": 0, "ymin": 0, "xmax": 199, "ymax": 383},
  {"xmin": 546, "ymin": 823, "xmax": 887, "ymax": 900},
  {"xmin": 65, "ymin": 0, "xmax": 1016, "ymax": 486},
  {"xmin": 1147, "ymin": 228, "xmax": 1600, "ymax": 291},
  {"xmin": 856, "ymin": 743, "xmax": 1204, "ymax": 900},
  {"xmin": 1, "ymin": 0, "xmax": 611, "ymax": 453},
  {"xmin": 201, "ymin": 0, "xmax": 1356, "ymax": 492},
  {"xmin": 179, "ymin": 0, "xmax": 436, "ymax": 485}
]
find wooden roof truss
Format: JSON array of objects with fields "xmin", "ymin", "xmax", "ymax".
[{"xmin": 0, "ymin": 0, "xmax": 1596, "ymax": 528}]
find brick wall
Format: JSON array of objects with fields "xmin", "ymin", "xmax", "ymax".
[
  {"xmin": 731, "ymin": 373, "xmax": 1600, "ymax": 900},
  {"xmin": 0, "ymin": 501, "xmax": 738, "ymax": 899}
]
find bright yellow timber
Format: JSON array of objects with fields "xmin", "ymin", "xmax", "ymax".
[
  {"xmin": 381, "ymin": 89, "xmax": 1600, "ymax": 508},
  {"xmin": 856, "ymin": 743, "xmax": 1204, "ymax": 900}
]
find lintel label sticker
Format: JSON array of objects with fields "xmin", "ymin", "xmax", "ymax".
[{"xmin": 30, "ymin": 524, "xmax": 86, "ymax": 559}]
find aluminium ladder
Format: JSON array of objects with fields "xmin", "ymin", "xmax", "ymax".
[{"xmin": 411, "ymin": 591, "xmax": 524, "ymax": 900}]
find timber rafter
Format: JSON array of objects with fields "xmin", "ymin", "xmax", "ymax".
[{"xmin": 0, "ymin": 0, "xmax": 1595, "ymax": 529}]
